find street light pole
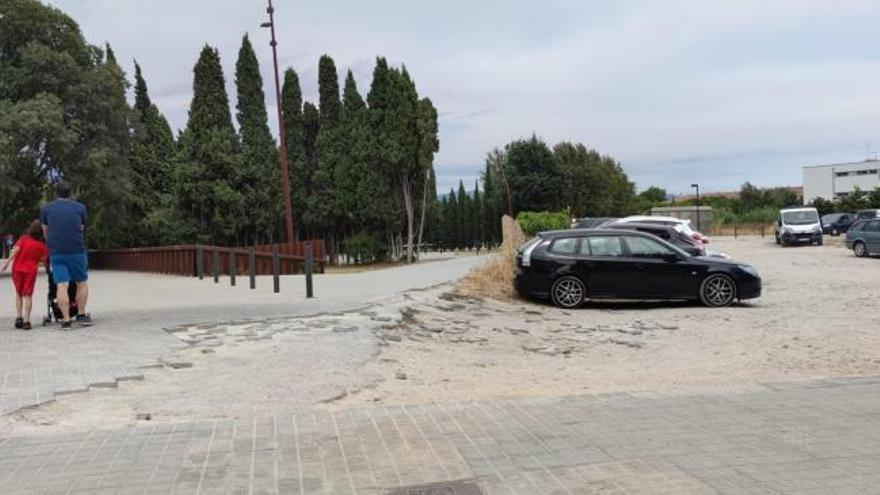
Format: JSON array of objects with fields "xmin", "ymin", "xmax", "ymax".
[
  {"xmin": 263, "ymin": 0, "xmax": 295, "ymax": 245},
  {"xmin": 691, "ymin": 183, "xmax": 701, "ymax": 231}
]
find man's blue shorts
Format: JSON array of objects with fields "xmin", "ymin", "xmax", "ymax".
[{"xmin": 50, "ymin": 253, "xmax": 89, "ymax": 284}]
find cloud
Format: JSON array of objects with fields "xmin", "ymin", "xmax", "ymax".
[{"xmin": 52, "ymin": 0, "xmax": 880, "ymax": 193}]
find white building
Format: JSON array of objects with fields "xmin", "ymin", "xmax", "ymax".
[{"xmin": 803, "ymin": 160, "xmax": 880, "ymax": 204}]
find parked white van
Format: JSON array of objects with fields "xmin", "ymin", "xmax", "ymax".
[{"xmin": 775, "ymin": 207, "xmax": 822, "ymax": 246}]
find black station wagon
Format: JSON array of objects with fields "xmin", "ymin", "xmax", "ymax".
[{"xmin": 515, "ymin": 229, "xmax": 762, "ymax": 308}]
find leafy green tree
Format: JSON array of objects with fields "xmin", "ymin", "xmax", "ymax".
[
  {"xmin": 836, "ymin": 187, "xmax": 869, "ymax": 212},
  {"xmin": 808, "ymin": 197, "xmax": 835, "ymax": 216},
  {"xmin": 0, "ymin": 0, "xmax": 137, "ymax": 247},
  {"xmin": 235, "ymin": 34, "xmax": 278, "ymax": 244},
  {"xmin": 177, "ymin": 45, "xmax": 243, "ymax": 244},
  {"xmin": 553, "ymin": 141, "xmax": 633, "ymax": 217},
  {"xmin": 504, "ymin": 136, "xmax": 566, "ymax": 213},
  {"xmin": 868, "ymin": 187, "xmax": 880, "ymax": 209}
]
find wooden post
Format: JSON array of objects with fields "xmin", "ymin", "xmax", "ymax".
[
  {"xmin": 305, "ymin": 244, "xmax": 314, "ymax": 299},
  {"xmin": 229, "ymin": 249, "xmax": 236, "ymax": 286},
  {"xmin": 248, "ymin": 246, "xmax": 256, "ymax": 290},
  {"xmin": 272, "ymin": 245, "xmax": 280, "ymax": 294},
  {"xmin": 761, "ymin": 225, "xmax": 765, "ymax": 238},
  {"xmin": 196, "ymin": 245, "xmax": 204, "ymax": 280},
  {"xmin": 212, "ymin": 246, "xmax": 219, "ymax": 283},
  {"xmin": 734, "ymin": 225, "xmax": 738, "ymax": 239}
]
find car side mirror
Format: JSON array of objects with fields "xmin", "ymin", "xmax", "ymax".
[{"xmin": 662, "ymin": 253, "xmax": 680, "ymax": 263}]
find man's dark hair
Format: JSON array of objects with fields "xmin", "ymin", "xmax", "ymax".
[{"xmin": 55, "ymin": 181, "xmax": 72, "ymax": 198}]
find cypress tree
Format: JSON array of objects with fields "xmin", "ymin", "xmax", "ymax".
[
  {"xmin": 317, "ymin": 55, "xmax": 342, "ymax": 128},
  {"xmin": 301, "ymin": 101, "xmax": 320, "ymax": 233},
  {"xmin": 235, "ymin": 34, "xmax": 278, "ymax": 243},
  {"xmin": 281, "ymin": 68, "xmax": 307, "ymax": 236},
  {"xmin": 473, "ymin": 179, "xmax": 483, "ymax": 249},
  {"xmin": 457, "ymin": 180, "xmax": 471, "ymax": 248},
  {"xmin": 131, "ymin": 61, "xmax": 178, "ymax": 245},
  {"xmin": 336, "ymin": 70, "xmax": 365, "ymax": 230},
  {"xmin": 414, "ymin": 97, "xmax": 439, "ymax": 254},
  {"xmin": 447, "ymin": 188, "xmax": 459, "ymax": 249},
  {"xmin": 105, "ymin": 42, "xmax": 117, "ymax": 65},
  {"xmin": 481, "ymin": 162, "xmax": 501, "ymax": 246},
  {"xmin": 311, "ymin": 55, "xmax": 344, "ymax": 256},
  {"xmin": 178, "ymin": 45, "xmax": 243, "ymax": 244}
]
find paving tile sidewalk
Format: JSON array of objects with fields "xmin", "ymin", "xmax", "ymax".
[
  {"xmin": 0, "ymin": 257, "xmax": 483, "ymax": 417},
  {"xmin": 2, "ymin": 377, "xmax": 880, "ymax": 494}
]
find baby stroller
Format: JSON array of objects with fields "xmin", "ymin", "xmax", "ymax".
[{"xmin": 42, "ymin": 268, "xmax": 79, "ymax": 326}]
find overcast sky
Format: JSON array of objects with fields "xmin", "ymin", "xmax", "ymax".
[{"xmin": 52, "ymin": 0, "xmax": 880, "ymax": 195}]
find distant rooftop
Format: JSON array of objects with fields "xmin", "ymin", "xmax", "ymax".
[{"xmin": 803, "ymin": 159, "xmax": 880, "ymax": 170}]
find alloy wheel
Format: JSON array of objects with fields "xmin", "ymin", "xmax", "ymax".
[
  {"xmin": 700, "ymin": 274, "xmax": 736, "ymax": 307},
  {"xmin": 854, "ymin": 242, "xmax": 867, "ymax": 257},
  {"xmin": 551, "ymin": 277, "xmax": 585, "ymax": 308}
]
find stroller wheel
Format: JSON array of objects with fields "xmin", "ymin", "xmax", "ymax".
[{"xmin": 43, "ymin": 317, "xmax": 51, "ymax": 327}]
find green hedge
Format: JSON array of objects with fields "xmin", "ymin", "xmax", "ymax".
[{"xmin": 516, "ymin": 211, "xmax": 570, "ymax": 237}]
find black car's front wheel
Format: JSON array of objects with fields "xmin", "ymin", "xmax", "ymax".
[
  {"xmin": 699, "ymin": 274, "xmax": 737, "ymax": 307},
  {"xmin": 550, "ymin": 276, "xmax": 586, "ymax": 309}
]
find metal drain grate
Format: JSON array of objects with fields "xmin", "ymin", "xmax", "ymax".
[{"xmin": 385, "ymin": 479, "xmax": 484, "ymax": 495}]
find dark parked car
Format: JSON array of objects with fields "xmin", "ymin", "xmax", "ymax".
[
  {"xmin": 846, "ymin": 219, "xmax": 880, "ymax": 257},
  {"xmin": 515, "ymin": 229, "xmax": 761, "ymax": 308},
  {"xmin": 571, "ymin": 217, "xmax": 617, "ymax": 229},
  {"xmin": 821, "ymin": 213, "xmax": 855, "ymax": 236},
  {"xmin": 602, "ymin": 222, "xmax": 705, "ymax": 256}
]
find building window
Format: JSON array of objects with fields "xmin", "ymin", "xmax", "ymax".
[{"xmin": 835, "ymin": 171, "xmax": 850, "ymax": 177}]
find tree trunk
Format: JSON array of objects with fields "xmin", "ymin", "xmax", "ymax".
[
  {"xmin": 400, "ymin": 175, "xmax": 415, "ymax": 263},
  {"xmin": 415, "ymin": 168, "xmax": 430, "ymax": 261}
]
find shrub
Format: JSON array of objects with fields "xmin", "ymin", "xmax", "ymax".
[
  {"xmin": 342, "ymin": 231, "xmax": 386, "ymax": 264},
  {"xmin": 516, "ymin": 211, "xmax": 570, "ymax": 237}
]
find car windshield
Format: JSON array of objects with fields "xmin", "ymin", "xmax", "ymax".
[{"xmin": 782, "ymin": 210, "xmax": 819, "ymax": 225}]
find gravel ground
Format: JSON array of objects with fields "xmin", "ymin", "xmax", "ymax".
[{"xmin": 3, "ymin": 236, "xmax": 879, "ymax": 434}]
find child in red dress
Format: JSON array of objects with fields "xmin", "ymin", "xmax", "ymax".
[{"xmin": 1, "ymin": 221, "xmax": 48, "ymax": 330}]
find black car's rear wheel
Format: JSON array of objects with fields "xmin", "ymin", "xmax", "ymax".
[
  {"xmin": 550, "ymin": 276, "xmax": 586, "ymax": 309},
  {"xmin": 853, "ymin": 241, "xmax": 868, "ymax": 257},
  {"xmin": 699, "ymin": 274, "xmax": 737, "ymax": 307}
]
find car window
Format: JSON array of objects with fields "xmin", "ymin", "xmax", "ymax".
[
  {"xmin": 867, "ymin": 221, "xmax": 880, "ymax": 232},
  {"xmin": 586, "ymin": 236, "xmax": 624, "ymax": 257},
  {"xmin": 625, "ymin": 236, "xmax": 675, "ymax": 258},
  {"xmin": 851, "ymin": 221, "xmax": 866, "ymax": 232},
  {"xmin": 550, "ymin": 237, "xmax": 578, "ymax": 254},
  {"xmin": 637, "ymin": 228, "xmax": 670, "ymax": 240}
]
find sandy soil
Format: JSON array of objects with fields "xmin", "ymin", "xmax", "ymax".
[{"xmin": 3, "ymin": 237, "xmax": 879, "ymax": 434}]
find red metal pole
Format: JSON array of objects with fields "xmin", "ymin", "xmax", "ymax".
[{"xmin": 267, "ymin": 0, "xmax": 295, "ymax": 245}]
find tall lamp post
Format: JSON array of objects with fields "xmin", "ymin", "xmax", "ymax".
[
  {"xmin": 691, "ymin": 183, "xmax": 701, "ymax": 231},
  {"xmin": 261, "ymin": 0, "xmax": 295, "ymax": 244}
]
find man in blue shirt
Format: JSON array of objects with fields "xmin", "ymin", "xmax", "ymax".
[{"xmin": 40, "ymin": 182, "xmax": 91, "ymax": 329}]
